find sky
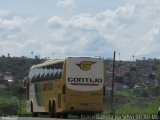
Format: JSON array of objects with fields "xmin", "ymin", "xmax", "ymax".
[{"xmin": 0, "ymin": 0, "xmax": 160, "ymax": 60}]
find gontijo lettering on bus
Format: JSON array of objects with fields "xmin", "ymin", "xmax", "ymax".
[{"xmin": 68, "ymin": 77, "xmax": 103, "ymax": 86}]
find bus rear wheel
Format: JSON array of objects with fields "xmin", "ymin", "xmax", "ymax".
[
  {"xmin": 49, "ymin": 101, "xmax": 56, "ymax": 118},
  {"xmin": 61, "ymin": 113, "xmax": 68, "ymax": 119}
]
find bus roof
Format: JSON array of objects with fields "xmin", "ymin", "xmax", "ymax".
[
  {"xmin": 30, "ymin": 57, "xmax": 103, "ymax": 69},
  {"xmin": 31, "ymin": 58, "xmax": 65, "ymax": 69}
]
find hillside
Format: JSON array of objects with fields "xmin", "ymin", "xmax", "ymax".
[
  {"xmin": 105, "ymin": 59, "xmax": 160, "ymax": 90},
  {"xmin": 0, "ymin": 56, "xmax": 160, "ymax": 117},
  {"xmin": 1, "ymin": 56, "xmax": 160, "ymax": 88},
  {"xmin": 0, "ymin": 56, "xmax": 45, "ymax": 81}
]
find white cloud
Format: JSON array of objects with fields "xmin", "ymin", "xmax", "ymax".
[
  {"xmin": 0, "ymin": 41, "xmax": 23, "ymax": 56},
  {"xmin": 46, "ymin": 4, "xmax": 136, "ymax": 58},
  {"xmin": 1, "ymin": 1, "xmax": 160, "ymax": 59},
  {"xmin": 47, "ymin": 16, "xmax": 66, "ymax": 29},
  {"xmin": 56, "ymin": 0, "xmax": 75, "ymax": 7},
  {"xmin": 0, "ymin": 16, "xmax": 39, "ymax": 32},
  {"xmin": 0, "ymin": 10, "xmax": 10, "ymax": 18},
  {"xmin": 135, "ymin": 24, "xmax": 160, "ymax": 57},
  {"xmin": 46, "ymin": 2, "xmax": 160, "ymax": 59},
  {"xmin": 0, "ymin": 11, "xmax": 40, "ymax": 57},
  {"xmin": 0, "ymin": 17, "xmax": 22, "ymax": 31},
  {"xmin": 69, "ymin": 13, "xmax": 99, "ymax": 31}
]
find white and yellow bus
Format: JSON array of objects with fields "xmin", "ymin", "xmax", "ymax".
[{"xmin": 26, "ymin": 57, "xmax": 105, "ymax": 118}]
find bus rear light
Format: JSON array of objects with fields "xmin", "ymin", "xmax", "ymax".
[{"xmin": 62, "ymin": 84, "xmax": 66, "ymax": 95}]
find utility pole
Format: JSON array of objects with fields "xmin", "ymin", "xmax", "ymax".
[{"xmin": 111, "ymin": 51, "xmax": 116, "ymax": 114}]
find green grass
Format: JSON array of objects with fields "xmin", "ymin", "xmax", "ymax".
[
  {"xmin": 116, "ymin": 102, "xmax": 159, "ymax": 115},
  {"xmin": 0, "ymin": 90, "xmax": 14, "ymax": 105},
  {"xmin": 115, "ymin": 90, "xmax": 136, "ymax": 97},
  {"xmin": 18, "ymin": 99, "xmax": 28, "ymax": 115},
  {"xmin": 105, "ymin": 90, "xmax": 160, "ymax": 115},
  {"xmin": 0, "ymin": 90, "xmax": 11, "ymax": 98},
  {"xmin": 0, "ymin": 89, "xmax": 160, "ymax": 117},
  {"xmin": 0, "ymin": 89, "xmax": 29, "ymax": 116}
]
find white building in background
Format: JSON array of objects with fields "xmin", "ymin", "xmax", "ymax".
[
  {"xmin": 0, "ymin": 72, "xmax": 13, "ymax": 89},
  {"xmin": 3, "ymin": 72, "xmax": 13, "ymax": 81}
]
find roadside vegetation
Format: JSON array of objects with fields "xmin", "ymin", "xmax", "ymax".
[
  {"xmin": 0, "ymin": 56, "xmax": 159, "ymax": 118},
  {"xmin": 0, "ymin": 89, "xmax": 29, "ymax": 116},
  {"xmin": 0, "ymin": 56, "xmax": 44, "ymax": 80},
  {"xmin": 105, "ymin": 88, "xmax": 160, "ymax": 116},
  {"xmin": 0, "ymin": 88, "xmax": 159, "ymax": 118}
]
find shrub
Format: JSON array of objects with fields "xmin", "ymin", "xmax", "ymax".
[
  {"xmin": 141, "ymin": 90, "xmax": 149, "ymax": 97},
  {"xmin": 0, "ymin": 102, "xmax": 18, "ymax": 115}
]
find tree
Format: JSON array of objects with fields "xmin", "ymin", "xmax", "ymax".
[
  {"xmin": 31, "ymin": 51, "xmax": 33, "ymax": 55},
  {"xmin": 133, "ymin": 55, "xmax": 135, "ymax": 61},
  {"xmin": 143, "ymin": 57, "xmax": 146, "ymax": 60},
  {"xmin": 1, "ymin": 55, "xmax": 5, "ymax": 58},
  {"xmin": 125, "ymin": 72, "xmax": 130, "ymax": 77},
  {"xmin": 126, "ymin": 81, "xmax": 135, "ymax": 89},
  {"xmin": 35, "ymin": 55, "xmax": 39, "ymax": 59},
  {"xmin": 148, "ymin": 73, "xmax": 155, "ymax": 80},
  {"xmin": 141, "ymin": 89, "xmax": 149, "ymax": 97},
  {"xmin": 115, "ymin": 76, "xmax": 124, "ymax": 84},
  {"xmin": 130, "ymin": 67, "xmax": 137, "ymax": 71},
  {"xmin": 155, "ymin": 85, "xmax": 160, "ymax": 96},
  {"xmin": 7, "ymin": 53, "xmax": 10, "ymax": 57}
]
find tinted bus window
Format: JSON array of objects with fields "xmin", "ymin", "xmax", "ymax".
[{"xmin": 30, "ymin": 62, "xmax": 63, "ymax": 83}]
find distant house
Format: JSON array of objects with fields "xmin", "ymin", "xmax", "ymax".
[
  {"xmin": 134, "ymin": 84, "xmax": 140, "ymax": 89},
  {"xmin": 3, "ymin": 72, "xmax": 13, "ymax": 81},
  {"xmin": 0, "ymin": 72, "xmax": 13, "ymax": 89}
]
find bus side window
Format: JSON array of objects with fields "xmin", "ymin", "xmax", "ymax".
[
  {"xmin": 31, "ymin": 76, "xmax": 35, "ymax": 83},
  {"xmin": 30, "ymin": 68, "xmax": 37, "ymax": 83},
  {"xmin": 33, "ymin": 62, "xmax": 64, "ymax": 82},
  {"xmin": 53, "ymin": 62, "xmax": 63, "ymax": 80},
  {"xmin": 36, "ymin": 74, "xmax": 40, "ymax": 82}
]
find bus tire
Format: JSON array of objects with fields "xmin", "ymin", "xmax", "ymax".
[
  {"xmin": 31, "ymin": 102, "xmax": 38, "ymax": 117},
  {"xmin": 78, "ymin": 114, "xmax": 82, "ymax": 119},
  {"xmin": 158, "ymin": 110, "xmax": 160, "ymax": 120},
  {"xmin": 49, "ymin": 101, "xmax": 56, "ymax": 118},
  {"xmin": 56, "ymin": 113, "xmax": 61, "ymax": 118},
  {"xmin": 62, "ymin": 113, "xmax": 68, "ymax": 119}
]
